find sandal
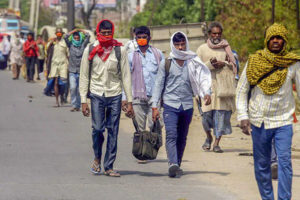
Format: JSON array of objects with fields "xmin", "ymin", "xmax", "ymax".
[
  {"xmin": 104, "ymin": 170, "xmax": 121, "ymax": 177},
  {"xmin": 91, "ymin": 162, "xmax": 101, "ymax": 175},
  {"xmin": 202, "ymin": 138, "xmax": 212, "ymax": 151},
  {"xmin": 213, "ymin": 145, "xmax": 224, "ymax": 153}
]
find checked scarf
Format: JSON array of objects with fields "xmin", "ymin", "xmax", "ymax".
[{"xmin": 247, "ymin": 23, "xmax": 300, "ymax": 95}]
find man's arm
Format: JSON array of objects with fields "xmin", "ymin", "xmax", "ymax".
[
  {"xmin": 63, "ymin": 33, "xmax": 71, "ymax": 48},
  {"xmin": 120, "ymin": 47, "xmax": 133, "ymax": 103},
  {"xmin": 82, "ymin": 33, "xmax": 90, "ymax": 48},
  {"xmin": 198, "ymin": 63, "xmax": 212, "ymax": 98},
  {"xmin": 236, "ymin": 62, "xmax": 250, "ymax": 121},
  {"xmin": 79, "ymin": 46, "xmax": 90, "ymax": 104},
  {"xmin": 294, "ymin": 62, "xmax": 300, "ymax": 99},
  {"xmin": 151, "ymin": 57, "xmax": 166, "ymax": 108}
]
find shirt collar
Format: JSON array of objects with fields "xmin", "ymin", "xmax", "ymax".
[{"xmin": 136, "ymin": 46, "xmax": 153, "ymax": 54}]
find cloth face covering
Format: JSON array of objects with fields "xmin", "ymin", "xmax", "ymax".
[
  {"xmin": 169, "ymin": 31, "xmax": 197, "ymax": 61},
  {"xmin": 88, "ymin": 19, "xmax": 122, "ymax": 61},
  {"xmin": 247, "ymin": 23, "xmax": 300, "ymax": 95}
]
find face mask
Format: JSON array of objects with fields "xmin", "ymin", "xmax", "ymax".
[
  {"xmin": 137, "ymin": 39, "xmax": 148, "ymax": 46},
  {"xmin": 103, "ymin": 35, "xmax": 113, "ymax": 39},
  {"xmin": 56, "ymin": 32, "xmax": 63, "ymax": 37}
]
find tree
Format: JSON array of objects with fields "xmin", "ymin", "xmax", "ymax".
[
  {"xmin": 0, "ymin": 0, "xmax": 8, "ymax": 8},
  {"xmin": 79, "ymin": 0, "xmax": 96, "ymax": 29}
]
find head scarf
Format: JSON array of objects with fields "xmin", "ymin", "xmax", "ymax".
[
  {"xmin": 71, "ymin": 32, "xmax": 83, "ymax": 47},
  {"xmin": 88, "ymin": 19, "xmax": 122, "ymax": 61},
  {"xmin": 247, "ymin": 23, "xmax": 300, "ymax": 95},
  {"xmin": 169, "ymin": 31, "xmax": 197, "ymax": 60}
]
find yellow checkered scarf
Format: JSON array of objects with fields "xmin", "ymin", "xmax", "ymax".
[{"xmin": 247, "ymin": 23, "xmax": 300, "ymax": 95}]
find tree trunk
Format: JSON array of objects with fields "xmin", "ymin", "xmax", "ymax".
[
  {"xmin": 297, "ymin": 0, "xmax": 300, "ymax": 29},
  {"xmin": 79, "ymin": 0, "xmax": 96, "ymax": 29},
  {"xmin": 201, "ymin": 0, "xmax": 205, "ymax": 22},
  {"xmin": 271, "ymin": 0, "xmax": 275, "ymax": 24},
  {"xmin": 147, "ymin": 0, "xmax": 158, "ymax": 26}
]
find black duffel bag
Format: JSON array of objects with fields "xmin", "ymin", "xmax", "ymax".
[{"xmin": 132, "ymin": 118, "xmax": 162, "ymax": 160}]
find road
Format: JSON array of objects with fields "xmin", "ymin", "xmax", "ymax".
[{"xmin": 0, "ymin": 70, "xmax": 235, "ymax": 200}]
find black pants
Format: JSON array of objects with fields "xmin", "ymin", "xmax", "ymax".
[
  {"xmin": 36, "ymin": 59, "xmax": 44, "ymax": 74},
  {"xmin": 26, "ymin": 57, "xmax": 37, "ymax": 80},
  {"xmin": 0, "ymin": 55, "xmax": 9, "ymax": 70}
]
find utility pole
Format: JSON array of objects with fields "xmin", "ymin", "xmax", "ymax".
[
  {"xmin": 201, "ymin": 0, "xmax": 205, "ymax": 22},
  {"xmin": 29, "ymin": 0, "xmax": 36, "ymax": 29},
  {"xmin": 271, "ymin": 0, "xmax": 275, "ymax": 24},
  {"xmin": 297, "ymin": 0, "xmax": 300, "ymax": 30},
  {"xmin": 67, "ymin": 0, "xmax": 75, "ymax": 31},
  {"xmin": 34, "ymin": 0, "xmax": 40, "ymax": 37},
  {"xmin": 9, "ymin": 0, "xmax": 14, "ymax": 9}
]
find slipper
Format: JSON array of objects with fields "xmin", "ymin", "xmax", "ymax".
[
  {"xmin": 213, "ymin": 145, "xmax": 224, "ymax": 153},
  {"xmin": 137, "ymin": 160, "xmax": 147, "ymax": 164},
  {"xmin": 104, "ymin": 170, "xmax": 120, "ymax": 177},
  {"xmin": 91, "ymin": 162, "xmax": 101, "ymax": 175},
  {"xmin": 202, "ymin": 138, "xmax": 212, "ymax": 151}
]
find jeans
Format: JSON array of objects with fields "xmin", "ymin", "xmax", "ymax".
[
  {"xmin": 251, "ymin": 123, "xmax": 293, "ymax": 200},
  {"xmin": 69, "ymin": 72, "xmax": 80, "ymax": 108},
  {"xmin": 90, "ymin": 93, "xmax": 122, "ymax": 171},
  {"xmin": 163, "ymin": 104, "xmax": 193, "ymax": 166},
  {"xmin": 271, "ymin": 139, "xmax": 277, "ymax": 165},
  {"xmin": 25, "ymin": 57, "xmax": 36, "ymax": 80},
  {"xmin": 36, "ymin": 59, "xmax": 44, "ymax": 74}
]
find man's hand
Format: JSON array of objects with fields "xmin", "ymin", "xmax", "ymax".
[
  {"xmin": 211, "ymin": 58, "xmax": 226, "ymax": 69},
  {"xmin": 121, "ymin": 100, "xmax": 128, "ymax": 112},
  {"xmin": 152, "ymin": 108, "xmax": 160, "ymax": 122},
  {"xmin": 204, "ymin": 95, "xmax": 211, "ymax": 105},
  {"xmin": 125, "ymin": 102, "xmax": 134, "ymax": 118},
  {"xmin": 240, "ymin": 119, "xmax": 251, "ymax": 135},
  {"xmin": 81, "ymin": 103, "xmax": 90, "ymax": 117}
]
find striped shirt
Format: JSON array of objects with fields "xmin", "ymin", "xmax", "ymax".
[{"xmin": 236, "ymin": 61, "xmax": 300, "ymax": 129}]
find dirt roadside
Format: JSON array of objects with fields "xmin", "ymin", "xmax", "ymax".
[{"xmin": 122, "ymin": 109, "xmax": 300, "ymax": 200}]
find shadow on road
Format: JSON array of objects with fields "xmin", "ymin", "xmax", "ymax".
[{"xmin": 118, "ymin": 170, "xmax": 230, "ymax": 177}]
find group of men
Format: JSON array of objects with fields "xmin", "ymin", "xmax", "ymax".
[
  {"xmin": 77, "ymin": 19, "xmax": 300, "ymax": 200},
  {"xmin": 2, "ymin": 18, "xmax": 298, "ymax": 199}
]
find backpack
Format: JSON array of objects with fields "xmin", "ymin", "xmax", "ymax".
[
  {"xmin": 132, "ymin": 117, "xmax": 162, "ymax": 160},
  {"xmin": 160, "ymin": 58, "xmax": 171, "ymax": 105},
  {"xmin": 87, "ymin": 44, "xmax": 121, "ymax": 98}
]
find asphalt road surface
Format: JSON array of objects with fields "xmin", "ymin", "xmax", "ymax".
[{"xmin": 0, "ymin": 70, "xmax": 235, "ymax": 200}]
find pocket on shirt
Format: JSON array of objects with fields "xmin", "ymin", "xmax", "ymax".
[{"xmin": 107, "ymin": 58, "xmax": 119, "ymax": 74}]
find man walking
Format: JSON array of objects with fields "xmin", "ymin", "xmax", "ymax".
[
  {"xmin": 64, "ymin": 29, "xmax": 90, "ymax": 112},
  {"xmin": 36, "ymin": 35, "xmax": 46, "ymax": 80},
  {"xmin": 79, "ymin": 20, "xmax": 134, "ymax": 177},
  {"xmin": 236, "ymin": 23, "xmax": 300, "ymax": 200},
  {"xmin": 46, "ymin": 28, "xmax": 69, "ymax": 107},
  {"xmin": 23, "ymin": 32, "xmax": 38, "ymax": 82},
  {"xmin": 196, "ymin": 22, "xmax": 236, "ymax": 153},
  {"xmin": 152, "ymin": 32, "xmax": 211, "ymax": 178},
  {"xmin": 122, "ymin": 26, "xmax": 164, "ymax": 164},
  {"xmin": 10, "ymin": 33, "xmax": 23, "ymax": 80}
]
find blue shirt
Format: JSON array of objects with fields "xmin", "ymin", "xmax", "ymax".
[
  {"xmin": 152, "ymin": 59, "xmax": 194, "ymax": 110},
  {"xmin": 128, "ymin": 47, "xmax": 164, "ymax": 97}
]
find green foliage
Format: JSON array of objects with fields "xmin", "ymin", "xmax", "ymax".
[
  {"xmin": 130, "ymin": 0, "xmax": 207, "ymax": 27},
  {"xmin": 38, "ymin": 6, "xmax": 54, "ymax": 28},
  {"xmin": 130, "ymin": 0, "xmax": 299, "ymax": 62},
  {"xmin": 215, "ymin": 0, "xmax": 300, "ymax": 62},
  {"xmin": 20, "ymin": 0, "xmax": 30, "ymax": 21},
  {"xmin": 0, "ymin": 0, "xmax": 9, "ymax": 8}
]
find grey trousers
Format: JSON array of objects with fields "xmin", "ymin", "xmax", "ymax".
[{"xmin": 132, "ymin": 97, "xmax": 163, "ymax": 131}]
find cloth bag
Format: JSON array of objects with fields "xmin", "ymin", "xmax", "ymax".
[
  {"xmin": 21, "ymin": 64, "xmax": 27, "ymax": 79},
  {"xmin": 132, "ymin": 118, "xmax": 162, "ymax": 160},
  {"xmin": 216, "ymin": 66, "xmax": 236, "ymax": 97}
]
